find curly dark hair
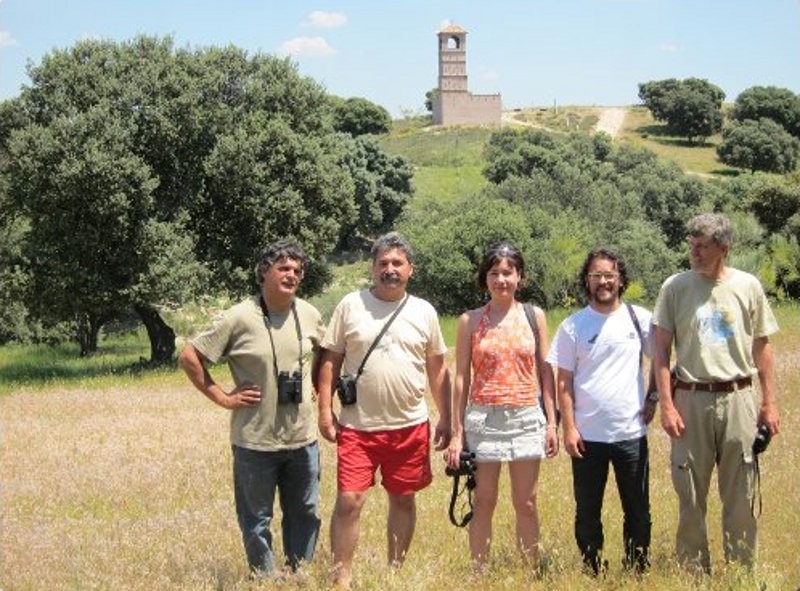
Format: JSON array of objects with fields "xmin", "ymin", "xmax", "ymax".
[
  {"xmin": 254, "ymin": 239, "xmax": 307, "ymax": 285},
  {"xmin": 579, "ymin": 247, "xmax": 629, "ymax": 297},
  {"xmin": 477, "ymin": 242, "xmax": 526, "ymax": 291}
]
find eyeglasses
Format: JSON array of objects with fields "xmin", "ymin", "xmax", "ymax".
[{"xmin": 587, "ymin": 272, "xmax": 619, "ymax": 282}]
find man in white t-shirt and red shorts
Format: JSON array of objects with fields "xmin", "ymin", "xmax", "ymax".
[{"xmin": 317, "ymin": 232, "xmax": 451, "ymax": 589}]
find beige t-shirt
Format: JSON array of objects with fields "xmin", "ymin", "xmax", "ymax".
[
  {"xmin": 653, "ymin": 268, "xmax": 778, "ymax": 382},
  {"xmin": 192, "ymin": 296, "xmax": 325, "ymax": 451},
  {"xmin": 322, "ymin": 289, "xmax": 447, "ymax": 432}
]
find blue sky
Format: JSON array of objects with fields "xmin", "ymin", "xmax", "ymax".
[{"xmin": 1, "ymin": 0, "xmax": 798, "ymax": 117}]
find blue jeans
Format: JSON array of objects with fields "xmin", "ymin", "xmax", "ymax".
[
  {"xmin": 571, "ymin": 436, "xmax": 651, "ymax": 572},
  {"xmin": 232, "ymin": 442, "xmax": 321, "ymax": 574}
]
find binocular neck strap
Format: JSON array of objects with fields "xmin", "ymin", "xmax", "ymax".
[{"xmin": 259, "ymin": 296, "xmax": 304, "ymax": 381}]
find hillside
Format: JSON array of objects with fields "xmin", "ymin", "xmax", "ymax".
[{"xmin": 380, "ymin": 106, "xmax": 739, "ymax": 208}]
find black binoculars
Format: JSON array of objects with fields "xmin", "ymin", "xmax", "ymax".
[{"xmin": 277, "ymin": 370, "xmax": 303, "ymax": 404}]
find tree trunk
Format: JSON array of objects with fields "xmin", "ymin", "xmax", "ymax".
[
  {"xmin": 76, "ymin": 314, "xmax": 102, "ymax": 357},
  {"xmin": 134, "ymin": 303, "xmax": 176, "ymax": 364}
]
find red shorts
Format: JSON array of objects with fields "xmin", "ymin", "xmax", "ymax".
[{"xmin": 337, "ymin": 422, "xmax": 432, "ymax": 495}]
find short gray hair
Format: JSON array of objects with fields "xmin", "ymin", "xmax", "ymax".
[
  {"xmin": 370, "ymin": 232, "xmax": 415, "ymax": 263},
  {"xmin": 687, "ymin": 213, "xmax": 732, "ymax": 248}
]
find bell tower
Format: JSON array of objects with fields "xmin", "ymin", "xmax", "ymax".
[
  {"xmin": 437, "ymin": 24, "xmax": 468, "ymax": 93},
  {"xmin": 433, "ymin": 23, "xmax": 501, "ymax": 126}
]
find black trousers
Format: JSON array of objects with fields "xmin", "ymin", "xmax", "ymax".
[{"xmin": 571, "ymin": 436, "xmax": 651, "ymax": 571}]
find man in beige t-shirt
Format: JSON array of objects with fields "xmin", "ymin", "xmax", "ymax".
[
  {"xmin": 180, "ymin": 240, "xmax": 325, "ymax": 578},
  {"xmin": 317, "ymin": 232, "xmax": 451, "ymax": 589},
  {"xmin": 652, "ymin": 213, "xmax": 779, "ymax": 571}
]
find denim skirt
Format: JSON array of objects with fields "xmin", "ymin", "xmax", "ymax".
[{"xmin": 464, "ymin": 404, "xmax": 546, "ymax": 462}]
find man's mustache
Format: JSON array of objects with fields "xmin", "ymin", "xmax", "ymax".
[{"xmin": 380, "ymin": 272, "xmax": 401, "ymax": 283}]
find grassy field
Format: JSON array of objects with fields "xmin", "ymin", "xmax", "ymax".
[
  {"xmin": 616, "ymin": 106, "xmax": 738, "ymax": 177},
  {"xmin": 380, "ymin": 106, "xmax": 747, "ymax": 222},
  {"xmin": 2, "ymin": 109, "xmax": 797, "ymax": 589},
  {"xmin": 2, "ymin": 306, "xmax": 798, "ymax": 590}
]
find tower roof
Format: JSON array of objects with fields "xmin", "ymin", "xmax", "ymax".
[{"xmin": 438, "ymin": 22, "xmax": 467, "ymax": 34}]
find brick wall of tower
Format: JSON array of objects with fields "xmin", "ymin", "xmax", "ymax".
[{"xmin": 434, "ymin": 91, "xmax": 501, "ymax": 126}]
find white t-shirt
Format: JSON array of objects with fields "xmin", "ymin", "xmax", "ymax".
[
  {"xmin": 547, "ymin": 303, "xmax": 652, "ymax": 443},
  {"xmin": 322, "ymin": 289, "xmax": 447, "ymax": 432}
]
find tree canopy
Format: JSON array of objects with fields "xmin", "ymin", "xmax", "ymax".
[
  {"xmin": 731, "ymin": 86, "xmax": 800, "ymax": 138},
  {"xmin": 400, "ymin": 128, "xmax": 703, "ymax": 312},
  {"xmin": 0, "ymin": 36, "xmax": 411, "ymax": 357},
  {"xmin": 717, "ymin": 118, "xmax": 800, "ymax": 174},
  {"xmin": 638, "ymin": 78, "xmax": 725, "ymax": 143},
  {"xmin": 330, "ymin": 96, "xmax": 392, "ymax": 136}
]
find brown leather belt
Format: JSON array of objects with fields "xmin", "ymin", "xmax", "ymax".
[{"xmin": 674, "ymin": 377, "xmax": 752, "ymax": 393}]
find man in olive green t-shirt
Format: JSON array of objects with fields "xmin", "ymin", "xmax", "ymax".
[
  {"xmin": 652, "ymin": 213, "xmax": 779, "ymax": 572},
  {"xmin": 179, "ymin": 240, "xmax": 325, "ymax": 578}
]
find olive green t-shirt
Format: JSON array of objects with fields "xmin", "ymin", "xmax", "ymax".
[
  {"xmin": 192, "ymin": 296, "xmax": 325, "ymax": 451},
  {"xmin": 653, "ymin": 268, "xmax": 778, "ymax": 382}
]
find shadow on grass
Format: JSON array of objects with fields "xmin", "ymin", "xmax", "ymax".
[
  {"xmin": 634, "ymin": 125, "xmax": 716, "ymax": 148},
  {"xmin": 0, "ymin": 340, "xmax": 176, "ymax": 393},
  {"xmin": 634, "ymin": 124, "xmax": 672, "ymax": 137},
  {"xmin": 709, "ymin": 168, "xmax": 741, "ymax": 177}
]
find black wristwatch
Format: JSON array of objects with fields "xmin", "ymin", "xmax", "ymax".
[{"xmin": 646, "ymin": 390, "xmax": 659, "ymax": 404}]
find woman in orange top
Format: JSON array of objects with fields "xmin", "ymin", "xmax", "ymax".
[{"xmin": 446, "ymin": 242, "xmax": 559, "ymax": 570}]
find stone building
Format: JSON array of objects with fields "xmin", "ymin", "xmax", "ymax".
[{"xmin": 432, "ymin": 23, "xmax": 502, "ymax": 126}]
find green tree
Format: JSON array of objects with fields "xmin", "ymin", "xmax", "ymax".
[
  {"xmin": 638, "ymin": 78, "xmax": 725, "ymax": 143},
  {"xmin": 331, "ymin": 96, "xmax": 392, "ymax": 136},
  {"xmin": 5, "ymin": 104, "xmax": 173, "ymax": 355},
  {"xmin": 717, "ymin": 118, "xmax": 800, "ymax": 173},
  {"xmin": 333, "ymin": 134, "xmax": 414, "ymax": 247},
  {"xmin": 198, "ymin": 116, "xmax": 354, "ymax": 293},
  {"xmin": 0, "ymin": 195, "xmax": 33, "ymax": 344},
  {"xmin": 741, "ymin": 175, "xmax": 800, "ymax": 234},
  {"xmin": 2, "ymin": 36, "xmax": 405, "ymax": 359},
  {"xmin": 425, "ymin": 88, "xmax": 440, "ymax": 113},
  {"xmin": 401, "ymin": 194, "xmax": 537, "ymax": 313},
  {"xmin": 731, "ymin": 86, "xmax": 800, "ymax": 138}
]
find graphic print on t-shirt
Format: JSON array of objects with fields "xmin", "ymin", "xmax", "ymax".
[{"xmin": 696, "ymin": 300, "xmax": 736, "ymax": 346}]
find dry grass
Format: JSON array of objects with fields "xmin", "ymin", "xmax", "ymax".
[
  {"xmin": 2, "ymin": 307, "xmax": 799, "ymax": 590},
  {"xmin": 617, "ymin": 107, "xmax": 738, "ymax": 177}
]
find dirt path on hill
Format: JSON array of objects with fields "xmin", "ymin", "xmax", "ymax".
[
  {"xmin": 594, "ymin": 107, "xmax": 626, "ymax": 137},
  {"xmin": 502, "ymin": 106, "xmax": 627, "ymax": 138}
]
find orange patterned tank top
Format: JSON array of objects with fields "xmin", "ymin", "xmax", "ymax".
[{"xmin": 469, "ymin": 303, "xmax": 539, "ymax": 407}]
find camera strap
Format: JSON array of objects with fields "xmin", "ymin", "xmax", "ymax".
[
  {"xmin": 259, "ymin": 296, "xmax": 304, "ymax": 381},
  {"xmin": 751, "ymin": 455, "xmax": 763, "ymax": 518},
  {"xmin": 625, "ymin": 303, "xmax": 644, "ymax": 369},
  {"xmin": 353, "ymin": 294, "xmax": 409, "ymax": 381},
  {"xmin": 448, "ymin": 472, "xmax": 476, "ymax": 527}
]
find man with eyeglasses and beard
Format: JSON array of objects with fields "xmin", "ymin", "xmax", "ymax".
[
  {"xmin": 548, "ymin": 247, "xmax": 656, "ymax": 575},
  {"xmin": 317, "ymin": 232, "xmax": 451, "ymax": 589}
]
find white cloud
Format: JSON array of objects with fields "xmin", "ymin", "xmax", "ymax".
[
  {"xmin": 660, "ymin": 43, "xmax": 682, "ymax": 53},
  {"xmin": 480, "ymin": 68, "xmax": 499, "ymax": 81},
  {"xmin": 0, "ymin": 30, "xmax": 18, "ymax": 47},
  {"xmin": 278, "ymin": 36, "xmax": 335, "ymax": 57},
  {"xmin": 305, "ymin": 11, "xmax": 347, "ymax": 28}
]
